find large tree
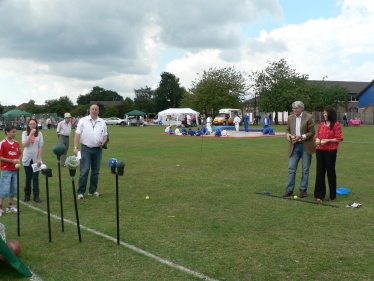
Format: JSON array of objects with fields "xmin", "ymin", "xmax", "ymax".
[
  {"xmin": 44, "ymin": 96, "xmax": 74, "ymax": 117},
  {"xmin": 181, "ymin": 66, "xmax": 249, "ymax": 115},
  {"xmin": 251, "ymin": 59, "xmax": 350, "ymax": 121},
  {"xmin": 133, "ymin": 86, "xmax": 156, "ymax": 113},
  {"xmin": 24, "ymin": 99, "xmax": 43, "ymax": 114},
  {"xmin": 77, "ymin": 86, "xmax": 124, "ymax": 105},
  {"xmin": 154, "ymin": 72, "xmax": 186, "ymax": 112},
  {"xmin": 251, "ymin": 59, "xmax": 309, "ymax": 116}
]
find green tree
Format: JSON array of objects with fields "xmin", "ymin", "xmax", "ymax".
[
  {"xmin": 71, "ymin": 105, "xmax": 89, "ymax": 117},
  {"xmin": 133, "ymin": 86, "xmax": 156, "ymax": 113},
  {"xmin": 77, "ymin": 86, "xmax": 124, "ymax": 105},
  {"xmin": 251, "ymin": 59, "xmax": 309, "ymax": 118},
  {"xmin": 182, "ymin": 66, "xmax": 248, "ymax": 115},
  {"xmin": 154, "ymin": 72, "xmax": 186, "ymax": 112},
  {"xmin": 24, "ymin": 100, "xmax": 44, "ymax": 114},
  {"xmin": 44, "ymin": 96, "xmax": 74, "ymax": 117},
  {"xmin": 122, "ymin": 97, "xmax": 134, "ymax": 115},
  {"xmin": 100, "ymin": 105, "xmax": 119, "ymax": 118}
]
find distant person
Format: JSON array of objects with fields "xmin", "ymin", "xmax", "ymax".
[
  {"xmin": 206, "ymin": 115, "xmax": 212, "ymax": 134},
  {"xmin": 187, "ymin": 114, "xmax": 191, "ymax": 127},
  {"xmin": 262, "ymin": 113, "xmax": 271, "ymax": 128},
  {"xmin": 243, "ymin": 113, "xmax": 250, "ymax": 133},
  {"xmin": 314, "ymin": 106, "xmax": 343, "ymax": 202},
  {"xmin": 56, "ymin": 113, "xmax": 72, "ymax": 167},
  {"xmin": 283, "ymin": 101, "xmax": 316, "ymax": 198},
  {"xmin": 196, "ymin": 128, "xmax": 203, "ymax": 136},
  {"xmin": 221, "ymin": 129, "xmax": 229, "ymax": 137},
  {"xmin": 20, "ymin": 115, "xmax": 25, "ymax": 130},
  {"xmin": 181, "ymin": 125, "xmax": 187, "ymax": 136},
  {"xmin": 233, "ymin": 114, "xmax": 241, "ymax": 132},
  {"xmin": 343, "ymin": 113, "xmax": 348, "ymax": 127},
  {"xmin": 175, "ymin": 127, "xmax": 182, "ymax": 135},
  {"xmin": 73, "ymin": 104, "xmax": 108, "ymax": 199},
  {"xmin": 46, "ymin": 116, "xmax": 52, "ymax": 130},
  {"xmin": 188, "ymin": 128, "xmax": 195, "ymax": 136},
  {"xmin": 22, "ymin": 118, "xmax": 44, "ymax": 203},
  {"xmin": 201, "ymin": 125, "xmax": 208, "ymax": 135},
  {"xmin": 215, "ymin": 128, "xmax": 222, "ymax": 137},
  {"xmin": 0, "ymin": 124, "xmax": 22, "ymax": 216}
]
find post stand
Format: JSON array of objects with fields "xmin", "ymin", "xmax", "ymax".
[
  {"xmin": 16, "ymin": 169, "xmax": 20, "ymax": 236},
  {"xmin": 42, "ymin": 168, "xmax": 53, "ymax": 242},
  {"xmin": 115, "ymin": 173, "xmax": 120, "ymax": 245},
  {"xmin": 115, "ymin": 160, "xmax": 125, "ymax": 245},
  {"xmin": 57, "ymin": 158, "xmax": 64, "ymax": 232},
  {"xmin": 71, "ymin": 172, "xmax": 82, "ymax": 242},
  {"xmin": 52, "ymin": 142, "xmax": 67, "ymax": 233}
]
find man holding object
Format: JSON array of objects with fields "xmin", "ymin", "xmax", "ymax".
[{"xmin": 73, "ymin": 104, "xmax": 107, "ymax": 199}]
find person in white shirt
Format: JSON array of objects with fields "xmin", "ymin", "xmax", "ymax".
[
  {"xmin": 175, "ymin": 127, "xmax": 182, "ymax": 135},
  {"xmin": 233, "ymin": 114, "xmax": 241, "ymax": 132},
  {"xmin": 206, "ymin": 115, "xmax": 212, "ymax": 134},
  {"xmin": 73, "ymin": 104, "xmax": 108, "ymax": 199},
  {"xmin": 56, "ymin": 113, "xmax": 72, "ymax": 167}
]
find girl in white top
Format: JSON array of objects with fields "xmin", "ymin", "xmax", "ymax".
[{"xmin": 22, "ymin": 118, "xmax": 43, "ymax": 203}]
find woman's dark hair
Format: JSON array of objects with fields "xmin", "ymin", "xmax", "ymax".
[
  {"xmin": 324, "ymin": 106, "xmax": 337, "ymax": 129},
  {"xmin": 26, "ymin": 118, "xmax": 39, "ymax": 137}
]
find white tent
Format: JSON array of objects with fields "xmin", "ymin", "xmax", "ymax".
[{"xmin": 156, "ymin": 108, "xmax": 200, "ymax": 126}]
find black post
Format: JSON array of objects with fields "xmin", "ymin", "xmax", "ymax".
[
  {"xmin": 44, "ymin": 169, "xmax": 52, "ymax": 242},
  {"xmin": 70, "ymin": 170, "xmax": 82, "ymax": 242},
  {"xmin": 16, "ymin": 169, "xmax": 20, "ymax": 236},
  {"xmin": 57, "ymin": 160, "xmax": 64, "ymax": 232},
  {"xmin": 116, "ymin": 173, "xmax": 120, "ymax": 245}
]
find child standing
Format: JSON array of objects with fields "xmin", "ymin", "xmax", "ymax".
[{"xmin": 0, "ymin": 124, "xmax": 22, "ymax": 217}]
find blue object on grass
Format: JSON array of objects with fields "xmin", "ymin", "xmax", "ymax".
[{"xmin": 336, "ymin": 187, "xmax": 350, "ymax": 195}]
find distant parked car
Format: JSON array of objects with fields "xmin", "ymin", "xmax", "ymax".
[{"xmin": 105, "ymin": 117, "xmax": 126, "ymax": 126}]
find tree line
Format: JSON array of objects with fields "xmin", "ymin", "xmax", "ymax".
[{"xmin": 0, "ymin": 59, "xmax": 350, "ymax": 119}]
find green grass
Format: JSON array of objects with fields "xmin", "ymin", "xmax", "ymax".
[{"xmin": 1, "ymin": 124, "xmax": 374, "ymax": 280}]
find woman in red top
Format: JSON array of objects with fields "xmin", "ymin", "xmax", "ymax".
[{"xmin": 314, "ymin": 106, "xmax": 343, "ymax": 202}]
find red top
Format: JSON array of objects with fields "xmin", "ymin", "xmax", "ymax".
[
  {"xmin": 0, "ymin": 138, "xmax": 22, "ymax": 171},
  {"xmin": 316, "ymin": 121, "xmax": 343, "ymax": 151}
]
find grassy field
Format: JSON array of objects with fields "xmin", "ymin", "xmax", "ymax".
[{"xmin": 1, "ymin": 123, "xmax": 373, "ymax": 280}]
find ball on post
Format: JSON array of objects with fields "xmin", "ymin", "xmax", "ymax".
[{"xmin": 41, "ymin": 164, "xmax": 47, "ymax": 170}]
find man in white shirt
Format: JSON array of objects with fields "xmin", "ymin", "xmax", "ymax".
[
  {"xmin": 73, "ymin": 104, "xmax": 108, "ymax": 199},
  {"xmin": 56, "ymin": 113, "xmax": 72, "ymax": 167}
]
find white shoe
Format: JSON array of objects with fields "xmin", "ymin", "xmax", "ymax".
[
  {"xmin": 88, "ymin": 191, "xmax": 100, "ymax": 196},
  {"xmin": 77, "ymin": 194, "xmax": 84, "ymax": 199},
  {"xmin": 0, "ymin": 209, "xmax": 3, "ymax": 217},
  {"xmin": 6, "ymin": 206, "xmax": 18, "ymax": 213}
]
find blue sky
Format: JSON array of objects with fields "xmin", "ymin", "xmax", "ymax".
[{"xmin": 0, "ymin": 0, "xmax": 373, "ymax": 106}]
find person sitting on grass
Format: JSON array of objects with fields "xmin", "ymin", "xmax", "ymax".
[
  {"xmin": 175, "ymin": 127, "xmax": 182, "ymax": 135},
  {"xmin": 221, "ymin": 129, "xmax": 229, "ymax": 137},
  {"xmin": 181, "ymin": 125, "xmax": 187, "ymax": 135},
  {"xmin": 167, "ymin": 126, "xmax": 174, "ymax": 135},
  {"xmin": 195, "ymin": 128, "xmax": 203, "ymax": 136},
  {"xmin": 188, "ymin": 128, "xmax": 196, "ymax": 136},
  {"xmin": 201, "ymin": 125, "xmax": 208, "ymax": 135},
  {"xmin": 215, "ymin": 128, "xmax": 222, "ymax": 137}
]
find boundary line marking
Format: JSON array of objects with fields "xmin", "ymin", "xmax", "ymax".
[{"xmin": 21, "ymin": 202, "xmax": 221, "ymax": 281}]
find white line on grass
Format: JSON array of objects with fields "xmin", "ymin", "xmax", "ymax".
[{"xmin": 22, "ymin": 202, "xmax": 221, "ymax": 281}]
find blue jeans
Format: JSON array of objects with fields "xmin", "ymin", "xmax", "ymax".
[
  {"xmin": 77, "ymin": 145, "xmax": 102, "ymax": 195},
  {"xmin": 286, "ymin": 143, "xmax": 312, "ymax": 194}
]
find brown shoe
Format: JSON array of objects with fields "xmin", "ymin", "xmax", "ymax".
[
  {"xmin": 299, "ymin": 191, "xmax": 307, "ymax": 198},
  {"xmin": 283, "ymin": 191, "xmax": 292, "ymax": 197}
]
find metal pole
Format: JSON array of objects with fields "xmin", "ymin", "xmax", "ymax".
[
  {"xmin": 57, "ymin": 160, "xmax": 64, "ymax": 232},
  {"xmin": 45, "ymin": 174, "xmax": 52, "ymax": 242},
  {"xmin": 71, "ymin": 177, "xmax": 82, "ymax": 242},
  {"xmin": 17, "ymin": 169, "xmax": 20, "ymax": 236},
  {"xmin": 116, "ymin": 173, "xmax": 120, "ymax": 245}
]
